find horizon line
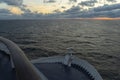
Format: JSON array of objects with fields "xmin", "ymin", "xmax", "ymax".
[{"xmin": 0, "ymin": 17, "xmax": 120, "ymax": 20}]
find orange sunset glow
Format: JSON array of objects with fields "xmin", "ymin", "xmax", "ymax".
[{"xmin": 92, "ymin": 17, "xmax": 120, "ymax": 20}]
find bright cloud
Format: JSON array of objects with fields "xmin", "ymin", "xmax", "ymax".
[
  {"xmin": 23, "ymin": 0, "xmax": 73, "ymax": 14},
  {"xmin": 8, "ymin": 6, "xmax": 24, "ymax": 15},
  {"xmin": 26, "ymin": 5, "xmax": 57, "ymax": 14}
]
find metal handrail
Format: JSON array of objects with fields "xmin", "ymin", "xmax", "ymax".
[{"xmin": 0, "ymin": 37, "xmax": 42, "ymax": 80}]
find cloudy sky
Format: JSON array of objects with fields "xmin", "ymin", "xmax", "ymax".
[{"xmin": 0, "ymin": 0, "xmax": 120, "ymax": 19}]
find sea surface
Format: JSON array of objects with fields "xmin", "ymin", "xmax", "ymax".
[{"xmin": 0, "ymin": 19, "xmax": 120, "ymax": 80}]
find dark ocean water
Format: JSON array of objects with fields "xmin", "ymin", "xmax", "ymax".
[{"xmin": 0, "ymin": 19, "xmax": 120, "ymax": 80}]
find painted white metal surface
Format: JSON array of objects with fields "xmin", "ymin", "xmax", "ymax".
[{"xmin": 31, "ymin": 55, "xmax": 103, "ymax": 80}]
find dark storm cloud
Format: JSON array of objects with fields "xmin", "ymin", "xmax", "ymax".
[
  {"xmin": 79, "ymin": 0, "xmax": 97, "ymax": 7},
  {"xmin": 94, "ymin": 4, "xmax": 120, "ymax": 12},
  {"xmin": 61, "ymin": 6, "xmax": 66, "ymax": 9},
  {"xmin": 80, "ymin": 9, "xmax": 120, "ymax": 18},
  {"xmin": 44, "ymin": 0, "xmax": 56, "ymax": 3},
  {"xmin": 57, "ymin": 6, "xmax": 82, "ymax": 18},
  {"xmin": 0, "ymin": 9, "xmax": 9, "ymax": 13},
  {"xmin": 79, "ymin": 3, "xmax": 120, "ymax": 18},
  {"xmin": 53, "ymin": 9, "xmax": 61, "ymax": 13},
  {"xmin": 65, "ymin": 6, "xmax": 81, "ymax": 14},
  {"xmin": 107, "ymin": 0, "xmax": 116, "ymax": 2},
  {"xmin": 0, "ymin": 9, "xmax": 11, "ymax": 15},
  {"xmin": 0, "ymin": 0, "xmax": 23, "ymax": 6},
  {"xmin": 69, "ymin": 0, "xmax": 77, "ymax": 3}
]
